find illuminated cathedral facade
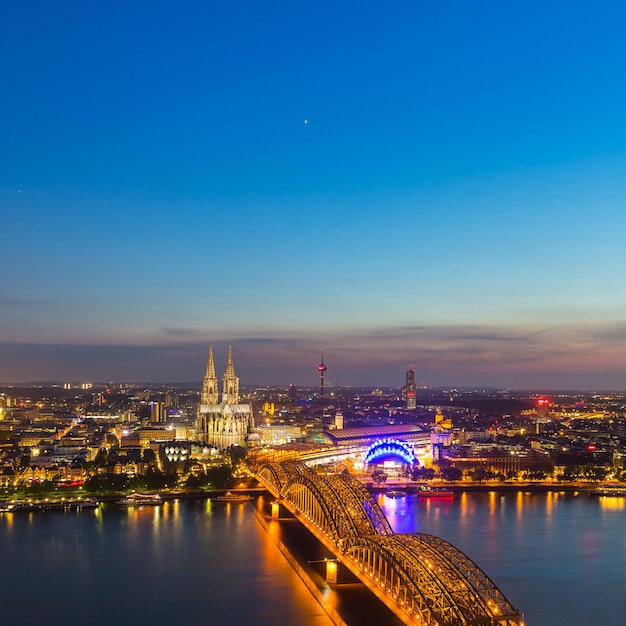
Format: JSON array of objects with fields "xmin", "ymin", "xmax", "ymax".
[{"xmin": 196, "ymin": 346, "xmax": 254, "ymax": 449}]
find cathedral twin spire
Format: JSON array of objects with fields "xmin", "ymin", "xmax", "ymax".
[{"xmin": 201, "ymin": 345, "xmax": 239, "ymax": 405}]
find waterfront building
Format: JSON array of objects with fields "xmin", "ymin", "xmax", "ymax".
[
  {"xmin": 195, "ymin": 346, "xmax": 254, "ymax": 449},
  {"xmin": 445, "ymin": 443, "xmax": 554, "ymax": 474}
]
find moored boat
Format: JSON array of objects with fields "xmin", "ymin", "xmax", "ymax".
[
  {"xmin": 384, "ymin": 489, "xmax": 407, "ymax": 498},
  {"xmin": 589, "ymin": 483, "xmax": 626, "ymax": 497},
  {"xmin": 73, "ymin": 498, "xmax": 99, "ymax": 509},
  {"xmin": 416, "ymin": 486, "xmax": 454, "ymax": 498},
  {"xmin": 215, "ymin": 492, "xmax": 252, "ymax": 502},
  {"xmin": 0, "ymin": 498, "xmax": 98, "ymax": 512},
  {"xmin": 117, "ymin": 492, "xmax": 163, "ymax": 506}
]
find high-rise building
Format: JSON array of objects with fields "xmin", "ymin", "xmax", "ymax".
[
  {"xmin": 288, "ymin": 384, "xmax": 297, "ymax": 404},
  {"xmin": 165, "ymin": 391, "xmax": 178, "ymax": 409},
  {"xmin": 536, "ymin": 398, "xmax": 551, "ymax": 420},
  {"xmin": 151, "ymin": 400, "xmax": 166, "ymax": 423},
  {"xmin": 535, "ymin": 397, "xmax": 551, "ymax": 433},
  {"xmin": 403, "ymin": 367, "xmax": 417, "ymax": 410},
  {"xmin": 196, "ymin": 346, "xmax": 254, "ymax": 449}
]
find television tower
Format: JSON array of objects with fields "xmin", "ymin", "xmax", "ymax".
[{"xmin": 317, "ymin": 351, "xmax": 328, "ymax": 397}]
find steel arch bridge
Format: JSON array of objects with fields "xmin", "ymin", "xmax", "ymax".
[{"xmin": 257, "ymin": 461, "xmax": 521, "ymax": 626}]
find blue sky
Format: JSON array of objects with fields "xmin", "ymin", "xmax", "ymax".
[{"xmin": 2, "ymin": 1, "xmax": 626, "ymax": 388}]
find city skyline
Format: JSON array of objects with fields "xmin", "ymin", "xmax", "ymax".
[{"xmin": 3, "ymin": 2, "xmax": 626, "ymax": 389}]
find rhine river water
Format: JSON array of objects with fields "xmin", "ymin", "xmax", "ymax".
[{"xmin": 0, "ymin": 490, "xmax": 624, "ymax": 626}]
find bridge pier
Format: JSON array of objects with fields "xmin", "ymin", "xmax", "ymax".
[
  {"xmin": 270, "ymin": 500, "xmax": 289, "ymax": 519},
  {"xmin": 325, "ymin": 559, "xmax": 350, "ymax": 584}
]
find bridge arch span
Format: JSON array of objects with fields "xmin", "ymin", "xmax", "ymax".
[
  {"xmin": 397, "ymin": 534, "xmax": 519, "ymax": 623},
  {"xmin": 259, "ymin": 462, "xmax": 393, "ymax": 539},
  {"xmin": 342, "ymin": 533, "xmax": 520, "ymax": 626},
  {"xmin": 282, "ymin": 474, "xmax": 345, "ymax": 542},
  {"xmin": 343, "ymin": 534, "xmax": 466, "ymax": 626},
  {"xmin": 258, "ymin": 460, "xmax": 314, "ymax": 493},
  {"xmin": 327, "ymin": 473, "xmax": 393, "ymax": 537},
  {"xmin": 281, "ymin": 471, "xmax": 388, "ymax": 541},
  {"xmin": 257, "ymin": 463, "xmax": 286, "ymax": 491}
]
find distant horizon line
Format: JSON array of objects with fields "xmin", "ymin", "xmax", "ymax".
[{"xmin": 1, "ymin": 381, "xmax": 624, "ymax": 395}]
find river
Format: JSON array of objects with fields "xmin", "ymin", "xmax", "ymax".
[{"xmin": 0, "ymin": 491, "xmax": 624, "ymax": 626}]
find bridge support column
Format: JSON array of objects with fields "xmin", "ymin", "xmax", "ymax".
[
  {"xmin": 271, "ymin": 500, "xmax": 285, "ymax": 519},
  {"xmin": 325, "ymin": 559, "xmax": 350, "ymax": 584}
]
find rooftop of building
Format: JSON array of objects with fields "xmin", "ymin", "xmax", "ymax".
[{"xmin": 324, "ymin": 423, "xmax": 427, "ymax": 445}]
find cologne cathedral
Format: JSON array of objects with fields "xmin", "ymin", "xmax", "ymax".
[{"xmin": 195, "ymin": 346, "xmax": 254, "ymax": 449}]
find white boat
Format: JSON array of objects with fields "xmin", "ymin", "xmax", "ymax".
[
  {"xmin": 589, "ymin": 484, "xmax": 626, "ymax": 497},
  {"xmin": 384, "ymin": 489, "xmax": 406, "ymax": 498},
  {"xmin": 215, "ymin": 492, "xmax": 252, "ymax": 502},
  {"xmin": 117, "ymin": 492, "xmax": 163, "ymax": 506}
]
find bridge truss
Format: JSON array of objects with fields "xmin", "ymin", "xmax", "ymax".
[{"xmin": 257, "ymin": 461, "xmax": 522, "ymax": 626}]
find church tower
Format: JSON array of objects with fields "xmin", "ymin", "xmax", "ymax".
[
  {"xmin": 221, "ymin": 345, "xmax": 239, "ymax": 404},
  {"xmin": 196, "ymin": 345, "xmax": 253, "ymax": 449},
  {"xmin": 201, "ymin": 346, "xmax": 219, "ymax": 404}
]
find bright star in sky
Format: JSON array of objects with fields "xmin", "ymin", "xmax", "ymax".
[{"xmin": 2, "ymin": 1, "xmax": 626, "ymax": 388}]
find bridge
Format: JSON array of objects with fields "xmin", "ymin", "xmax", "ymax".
[{"xmin": 257, "ymin": 461, "xmax": 522, "ymax": 626}]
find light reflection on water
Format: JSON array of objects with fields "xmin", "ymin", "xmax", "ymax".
[
  {"xmin": 0, "ymin": 499, "xmax": 333, "ymax": 626},
  {"xmin": 380, "ymin": 491, "xmax": 626, "ymax": 626},
  {"xmin": 1, "ymin": 493, "xmax": 624, "ymax": 626}
]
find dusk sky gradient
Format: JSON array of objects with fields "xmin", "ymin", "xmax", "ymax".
[{"xmin": 2, "ymin": 1, "xmax": 626, "ymax": 389}]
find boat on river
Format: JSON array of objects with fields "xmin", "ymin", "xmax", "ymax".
[
  {"xmin": 215, "ymin": 492, "xmax": 252, "ymax": 502},
  {"xmin": 588, "ymin": 483, "xmax": 626, "ymax": 497},
  {"xmin": 0, "ymin": 498, "xmax": 98, "ymax": 512},
  {"xmin": 384, "ymin": 489, "xmax": 407, "ymax": 498},
  {"xmin": 0, "ymin": 500, "xmax": 30, "ymax": 512},
  {"xmin": 116, "ymin": 492, "xmax": 163, "ymax": 506},
  {"xmin": 416, "ymin": 486, "xmax": 454, "ymax": 498}
]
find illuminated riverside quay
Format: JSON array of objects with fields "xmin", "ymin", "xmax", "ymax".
[{"xmin": 1, "ymin": 488, "xmax": 624, "ymax": 626}]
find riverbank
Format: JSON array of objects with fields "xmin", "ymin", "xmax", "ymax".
[
  {"xmin": 368, "ymin": 481, "xmax": 594, "ymax": 494},
  {"xmin": 0, "ymin": 486, "xmax": 268, "ymax": 505},
  {"xmin": 2, "ymin": 480, "xmax": 605, "ymax": 506}
]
